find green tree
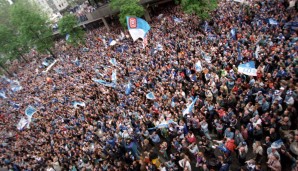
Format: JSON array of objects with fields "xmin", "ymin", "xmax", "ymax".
[
  {"xmin": 10, "ymin": 0, "xmax": 55, "ymax": 57},
  {"xmin": 110, "ymin": 0, "xmax": 144, "ymax": 27},
  {"xmin": 0, "ymin": 55, "xmax": 12, "ymax": 76},
  {"xmin": 179, "ymin": 0, "xmax": 218, "ymax": 20},
  {"xmin": 58, "ymin": 14, "xmax": 85, "ymax": 47}
]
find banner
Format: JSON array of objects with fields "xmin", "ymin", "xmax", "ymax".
[
  {"xmin": 238, "ymin": 61, "xmax": 257, "ymax": 76},
  {"xmin": 195, "ymin": 61, "xmax": 203, "ymax": 72},
  {"xmin": 284, "ymin": 22, "xmax": 298, "ymax": 30},
  {"xmin": 127, "ymin": 16, "xmax": 151, "ymax": 41},
  {"xmin": 146, "ymin": 92, "xmax": 155, "ymax": 100},
  {"xmin": 92, "ymin": 78, "xmax": 116, "ymax": 88},
  {"xmin": 230, "ymin": 28, "xmax": 236, "ymax": 40},
  {"xmin": 183, "ymin": 96, "xmax": 198, "ymax": 116},
  {"xmin": 25, "ymin": 105, "xmax": 37, "ymax": 117}
]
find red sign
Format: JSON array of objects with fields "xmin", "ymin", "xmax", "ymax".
[{"xmin": 129, "ymin": 17, "xmax": 137, "ymax": 28}]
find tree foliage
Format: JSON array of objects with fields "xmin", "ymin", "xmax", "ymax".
[
  {"xmin": 110, "ymin": 0, "xmax": 144, "ymax": 27},
  {"xmin": 179, "ymin": 0, "xmax": 218, "ymax": 20},
  {"xmin": 58, "ymin": 14, "xmax": 85, "ymax": 47},
  {"xmin": 9, "ymin": 0, "xmax": 54, "ymax": 56}
]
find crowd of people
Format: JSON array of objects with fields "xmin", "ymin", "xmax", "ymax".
[{"xmin": 1, "ymin": 0, "xmax": 298, "ymax": 171}]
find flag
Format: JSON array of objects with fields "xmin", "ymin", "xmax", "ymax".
[
  {"xmin": 25, "ymin": 105, "xmax": 37, "ymax": 117},
  {"xmin": 74, "ymin": 58, "xmax": 80, "ymax": 67},
  {"xmin": 171, "ymin": 97, "xmax": 175, "ymax": 107},
  {"xmin": 17, "ymin": 117, "xmax": 28, "ymax": 130},
  {"xmin": 231, "ymin": 28, "xmax": 236, "ymax": 40},
  {"xmin": 109, "ymin": 38, "xmax": 117, "ymax": 46},
  {"xmin": 0, "ymin": 90, "xmax": 6, "ymax": 99},
  {"xmin": 173, "ymin": 17, "xmax": 183, "ymax": 23},
  {"xmin": 66, "ymin": 34, "xmax": 70, "ymax": 41},
  {"xmin": 146, "ymin": 92, "xmax": 155, "ymax": 100},
  {"xmin": 183, "ymin": 96, "xmax": 198, "ymax": 116},
  {"xmin": 125, "ymin": 82, "xmax": 132, "ymax": 95},
  {"xmin": 142, "ymin": 35, "xmax": 148, "ymax": 49},
  {"xmin": 156, "ymin": 120, "xmax": 177, "ymax": 128},
  {"xmin": 11, "ymin": 81, "xmax": 22, "ymax": 92},
  {"xmin": 195, "ymin": 61, "xmax": 202, "ymax": 72},
  {"xmin": 238, "ymin": 61, "xmax": 257, "ymax": 76},
  {"xmin": 92, "ymin": 78, "xmax": 116, "ymax": 88},
  {"xmin": 119, "ymin": 31, "xmax": 125, "ymax": 40},
  {"xmin": 127, "ymin": 17, "xmax": 151, "ymax": 41},
  {"xmin": 255, "ymin": 45, "xmax": 260, "ymax": 59},
  {"xmin": 109, "ymin": 58, "xmax": 117, "ymax": 66},
  {"xmin": 268, "ymin": 18, "xmax": 278, "ymax": 25},
  {"xmin": 111, "ymin": 70, "xmax": 117, "ymax": 83},
  {"xmin": 157, "ymin": 14, "xmax": 164, "ymax": 20},
  {"xmin": 72, "ymin": 101, "xmax": 86, "ymax": 108}
]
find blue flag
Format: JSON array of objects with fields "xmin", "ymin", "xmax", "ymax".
[
  {"xmin": 231, "ymin": 28, "xmax": 236, "ymax": 40},
  {"xmin": 173, "ymin": 17, "xmax": 183, "ymax": 23},
  {"xmin": 109, "ymin": 58, "xmax": 117, "ymax": 66},
  {"xmin": 25, "ymin": 105, "xmax": 37, "ymax": 117},
  {"xmin": 146, "ymin": 92, "xmax": 155, "ymax": 100},
  {"xmin": 268, "ymin": 18, "xmax": 278, "ymax": 25},
  {"xmin": 0, "ymin": 90, "xmax": 6, "ymax": 99},
  {"xmin": 111, "ymin": 70, "xmax": 117, "ymax": 83},
  {"xmin": 92, "ymin": 78, "xmax": 116, "ymax": 88},
  {"xmin": 108, "ymin": 38, "xmax": 117, "ymax": 46},
  {"xmin": 127, "ymin": 16, "xmax": 151, "ymax": 41},
  {"xmin": 183, "ymin": 96, "xmax": 198, "ymax": 116},
  {"xmin": 72, "ymin": 101, "xmax": 86, "ymax": 108},
  {"xmin": 195, "ymin": 61, "xmax": 202, "ymax": 72},
  {"xmin": 125, "ymin": 82, "xmax": 132, "ymax": 95}
]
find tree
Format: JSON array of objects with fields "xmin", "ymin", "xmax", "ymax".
[
  {"xmin": 110, "ymin": 0, "xmax": 144, "ymax": 27},
  {"xmin": 9, "ymin": 1, "xmax": 55, "ymax": 57},
  {"xmin": 178, "ymin": 0, "xmax": 218, "ymax": 20},
  {"xmin": 0, "ymin": 55, "xmax": 12, "ymax": 77},
  {"xmin": 58, "ymin": 14, "xmax": 85, "ymax": 47}
]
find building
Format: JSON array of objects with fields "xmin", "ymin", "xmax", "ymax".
[{"xmin": 33, "ymin": 0, "xmax": 69, "ymax": 14}]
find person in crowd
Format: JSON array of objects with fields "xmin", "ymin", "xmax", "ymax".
[{"xmin": 0, "ymin": 0, "xmax": 297, "ymax": 170}]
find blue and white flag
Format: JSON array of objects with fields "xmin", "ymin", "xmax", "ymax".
[
  {"xmin": 195, "ymin": 61, "xmax": 202, "ymax": 72},
  {"xmin": 73, "ymin": 58, "xmax": 81, "ymax": 67},
  {"xmin": 11, "ymin": 81, "xmax": 22, "ymax": 92},
  {"xmin": 17, "ymin": 117, "xmax": 28, "ymax": 130},
  {"xmin": 238, "ymin": 61, "xmax": 257, "ymax": 76},
  {"xmin": 171, "ymin": 98, "xmax": 175, "ymax": 107},
  {"xmin": 109, "ymin": 58, "xmax": 117, "ymax": 66},
  {"xmin": 92, "ymin": 78, "xmax": 116, "ymax": 88},
  {"xmin": 25, "ymin": 105, "xmax": 37, "ymax": 117},
  {"xmin": 0, "ymin": 90, "xmax": 6, "ymax": 99},
  {"xmin": 284, "ymin": 22, "xmax": 298, "ymax": 30},
  {"xmin": 66, "ymin": 34, "xmax": 70, "ymax": 41},
  {"xmin": 231, "ymin": 28, "xmax": 237, "ymax": 40},
  {"xmin": 173, "ymin": 17, "xmax": 183, "ymax": 23},
  {"xmin": 255, "ymin": 45, "xmax": 260, "ymax": 59},
  {"xmin": 146, "ymin": 92, "xmax": 155, "ymax": 100},
  {"xmin": 108, "ymin": 38, "xmax": 117, "ymax": 46},
  {"xmin": 125, "ymin": 82, "xmax": 132, "ymax": 95},
  {"xmin": 268, "ymin": 18, "xmax": 278, "ymax": 25},
  {"xmin": 156, "ymin": 120, "xmax": 178, "ymax": 129},
  {"xmin": 157, "ymin": 14, "xmax": 164, "ymax": 20},
  {"xmin": 127, "ymin": 17, "xmax": 151, "ymax": 41},
  {"xmin": 72, "ymin": 101, "xmax": 86, "ymax": 108},
  {"xmin": 111, "ymin": 70, "xmax": 117, "ymax": 83},
  {"xmin": 183, "ymin": 96, "xmax": 198, "ymax": 116},
  {"xmin": 201, "ymin": 51, "xmax": 211, "ymax": 63}
]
